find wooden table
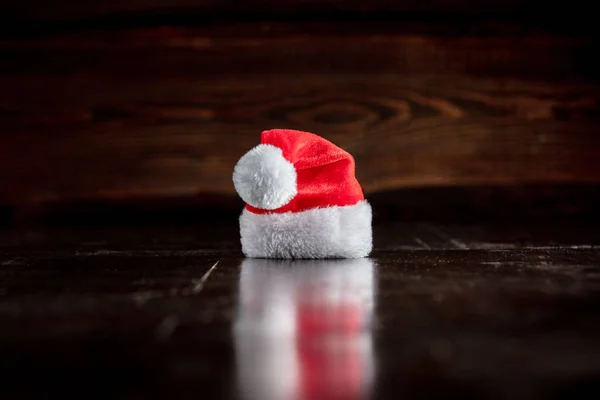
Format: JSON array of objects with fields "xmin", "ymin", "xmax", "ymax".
[{"xmin": 1, "ymin": 220, "xmax": 599, "ymax": 399}]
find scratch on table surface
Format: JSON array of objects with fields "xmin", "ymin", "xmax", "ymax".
[
  {"xmin": 191, "ymin": 260, "xmax": 220, "ymax": 294},
  {"xmin": 481, "ymin": 261, "xmax": 526, "ymax": 267},
  {"xmin": 1, "ymin": 258, "xmax": 27, "ymax": 266},
  {"xmin": 425, "ymin": 225, "xmax": 469, "ymax": 249},
  {"xmin": 414, "ymin": 237, "xmax": 431, "ymax": 249},
  {"xmin": 131, "ymin": 260, "xmax": 220, "ymax": 306}
]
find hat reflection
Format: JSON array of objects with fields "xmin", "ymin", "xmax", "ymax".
[{"xmin": 233, "ymin": 258, "xmax": 375, "ymax": 400}]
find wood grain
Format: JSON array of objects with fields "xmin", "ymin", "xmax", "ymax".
[
  {"xmin": 2, "ymin": 73, "xmax": 599, "ymax": 206},
  {"xmin": 1, "ymin": 27, "xmax": 599, "ymax": 206},
  {"xmin": 1, "ymin": 27, "xmax": 595, "ymax": 77}
]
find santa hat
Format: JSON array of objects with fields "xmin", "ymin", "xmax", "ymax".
[{"xmin": 233, "ymin": 129, "xmax": 372, "ymax": 259}]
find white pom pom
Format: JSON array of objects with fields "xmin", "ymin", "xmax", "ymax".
[{"xmin": 233, "ymin": 144, "xmax": 297, "ymax": 210}]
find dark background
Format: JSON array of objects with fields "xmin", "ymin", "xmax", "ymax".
[
  {"xmin": 1, "ymin": 0, "xmax": 599, "ymax": 226},
  {"xmin": 2, "ymin": 3, "xmax": 600, "ymax": 399}
]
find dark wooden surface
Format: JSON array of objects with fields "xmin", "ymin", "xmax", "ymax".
[
  {"xmin": 1, "ymin": 0, "xmax": 599, "ymax": 213},
  {"xmin": 1, "ymin": 0, "xmax": 599, "ymax": 211},
  {"xmin": 1, "ymin": 222, "xmax": 600, "ymax": 398},
  {"xmin": 2, "ymin": 31, "xmax": 599, "ymax": 207},
  {"xmin": 2, "ymin": 0, "xmax": 599, "ymax": 33}
]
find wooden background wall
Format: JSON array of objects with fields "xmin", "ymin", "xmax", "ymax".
[{"xmin": 1, "ymin": 1, "xmax": 599, "ymax": 222}]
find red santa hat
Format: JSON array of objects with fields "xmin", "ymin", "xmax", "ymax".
[{"xmin": 233, "ymin": 129, "xmax": 372, "ymax": 259}]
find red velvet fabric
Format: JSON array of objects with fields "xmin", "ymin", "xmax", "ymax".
[{"xmin": 246, "ymin": 129, "xmax": 365, "ymax": 214}]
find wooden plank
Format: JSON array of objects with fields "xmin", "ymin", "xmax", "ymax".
[
  {"xmin": 1, "ymin": 71, "xmax": 599, "ymax": 206},
  {"xmin": 1, "ymin": 27, "xmax": 595, "ymax": 77},
  {"xmin": 0, "ymin": 0, "xmax": 571, "ymax": 22},
  {"xmin": 0, "ymin": 27, "xmax": 598, "ymax": 206},
  {"xmin": 3, "ymin": 1, "xmax": 598, "ymax": 41},
  {"xmin": 4, "ymin": 184, "xmax": 600, "ymax": 227}
]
